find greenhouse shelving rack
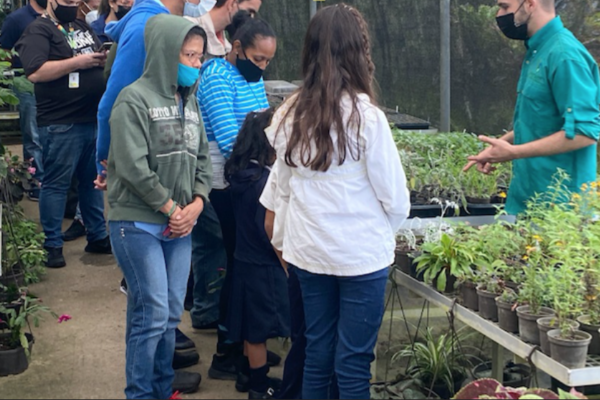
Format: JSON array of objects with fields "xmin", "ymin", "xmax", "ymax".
[{"xmin": 393, "ymin": 270, "xmax": 600, "ymax": 387}]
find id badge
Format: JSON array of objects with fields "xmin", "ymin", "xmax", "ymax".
[{"xmin": 69, "ymin": 72, "xmax": 80, "ymax": 89}]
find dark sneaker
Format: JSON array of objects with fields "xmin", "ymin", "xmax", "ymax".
[
  {"xmin": 27, "ymin": 188, "xmax": 40, "ymax": 202},
  {"xmin": 172, "ymin": 371, "xmax": 201, "ymax": 394},
  {"xmin": 63, "ymin": 219, "xmax": 86, "ymax": 242},
  {"xmin": 249, "ymin": 388, "xmax": 275, "ymax": 399},
  {"xmin": 192, "ymin": 321, "xmax": 219, "ymax": 330},
  {"xmin": 45, "ymin": 247, "xmax": 66, "ymax": 268},
  {"xmin": 266, "ymin": 350, "xmax": 281, "ymax": 367},
  {"xmin": 237, "ymin": 375, "xmax": 282, "ymax": 394},
  {"xmin": 175, "ymin": 328, "xmax": 196, "ymax": 351},
  {"xmin": 173, "ymin": 350, "xmax": 200, "ymax": 370},
  {"xmin": 119, "ymin": 278, "xmax": 127, "ymax": 296},
  {"xmin": 208, "ymin": 354, "xmax": 237, "ymax": 381},
  {"xmin": 84, "ymin": 237, "xmax": 112, "ymax": 254}
]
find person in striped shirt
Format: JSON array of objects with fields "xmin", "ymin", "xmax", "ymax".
[{"xmin": 195, "ymin": 14, "xmax": 278, "ymax": 387}]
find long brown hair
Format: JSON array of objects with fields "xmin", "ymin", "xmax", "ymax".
[{"xmin": 283, "ymin": 4, "xmax": 375, "ymax": 172}]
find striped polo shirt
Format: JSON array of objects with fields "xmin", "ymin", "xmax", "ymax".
[{"xmin": 197, "ymin": 58, "xmax": 269, "ymax": 189}]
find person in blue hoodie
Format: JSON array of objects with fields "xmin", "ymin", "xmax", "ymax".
[{"xmin": 92, "ymin": 0, "xmax": 206, "ymax": 393}]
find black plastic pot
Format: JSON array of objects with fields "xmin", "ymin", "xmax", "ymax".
[
  {"xmin": 395, "ymin": 247, "xmax": 412, "ymax": 275},
  {"xmin": 0, "ymin": 333, "xmax": 34, "ymax": 377},
  {"xmin": 548, "ymin": 329, "xmax": 592, "ymax": 369},
  {"xmin": 537, "ymin": 317, "xmax": 580, "ymax": 356},
  {"xmin": 409, "ymin": 204, "xmax": 460, "ymax": 219},
  {"xmin": 432, "ymin": 271, "xmax": 457, "ymax": 294},
  {"xmin": 465, "ymin": 196, "xmax": 491, "ymax": 205},
  {"xmin": 477, "ymin": 287, "xmax": 499, "ymax": 322},
  {"xmin": 496, "ymin": 298, "xmax": 519, "ymax": 333},
  {"xmin": 424, "ymin": 373, "xmax": 464, "ymax": 400},
  {"xmin": 516, "ymin": 306, "xmax": 555, "ymax": 345},
  {"xmin": 577, "ymin": 315, "xmax": 600, "ymax": 355},
  {"xmin": 472, "ymin": 361, "xmax": 531, "ymax": 387},
  {"xmin": 460, "ymin": 281, "xmax": 479, "ymax": 311},
  {"xmin": 0, "ymin": 265, "xmax": 26, "ymax": 290}
]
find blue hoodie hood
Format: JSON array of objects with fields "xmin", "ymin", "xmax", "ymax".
[{"xmin": 106, "ymin": 0, "xmax": 168, "ymax": 43}]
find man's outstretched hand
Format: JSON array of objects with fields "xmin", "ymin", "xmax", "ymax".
[{"xmin": 464, "ymin": 135, "xmax": 515, "ymax": 174}]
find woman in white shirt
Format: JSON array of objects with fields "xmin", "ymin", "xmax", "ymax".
[{"xmin": 264, "ymin": 4, "xmax": 410, "ymax": 399}]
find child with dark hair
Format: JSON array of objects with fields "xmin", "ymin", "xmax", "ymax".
[{"xmin": 225, "ymin": 108, "xmax": 290, "ymax": 400}]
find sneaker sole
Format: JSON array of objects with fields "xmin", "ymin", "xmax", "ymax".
[
  {"xmin": 119, "ymin": 286, "xmax": 128, "ymax": 296},
  {"xmin": 208, "ymin": 366, "xmax": 237, "ymax": 381},
  {"xmin": 84, "ymin": 248, "xmax": 113, "ymax": 255}
]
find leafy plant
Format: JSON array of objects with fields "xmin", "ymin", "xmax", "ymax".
[
  {"xmin": 393, "ymin": 327, "xmax": 480, "ymax": 397},
  {"xmin": 582, "ymin": 266, "xmax": 600, "ymax": 325},
  {"xmin": 0, "ymin": 49, "xmax": 19, "ymax": 107},
  {"xmin": 0, "ymin": 293, "xmax": 57, "ymax": 355},
  {"xmin": 414, "ymin": 233, "xmax": 481, "ymax": 292},
  {"xmin": 2, "ymin": 207, "xmax": 47, "ymax": 283}
]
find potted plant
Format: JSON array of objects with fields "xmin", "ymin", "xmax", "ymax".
[
  {"xmin": 496, "ymin": 288, "xmax": 519, "ymax": 333},
  {"xmin": 414, "ymin": 232, "xmax": 478, "ymax": 294},
  {"xmin": 392, "ymin": 327, "xmax": 479, "ymax": 399},
  {"xmin": 475, "ymin": 262, "xmax": 508, "ymax": 322},
  {"xmin": 395, "ymin": 229, "xmax": 419, "ymax": 275},
  {"xmin": 516, "ymin": 249, "xmax": 554, "ymax": 344},
  {"xmin": 545, "ymin": 264, "xmax": 591, "ymax": 369},
  {"xmin": 577, "ymin": 267, "xmax": 600, "ymax": 355},
  {"xmin": 2, "ymin": 207, "xmax": 47, "ymax": 287},
  {"xmin": 0, "ymin": 293, "xmax": 57, "ymax": 376}
]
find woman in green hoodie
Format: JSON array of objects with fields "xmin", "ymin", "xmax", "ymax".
[{"xmin": 106, "ymin": 14, "xmax": 212, "ymax": 400}]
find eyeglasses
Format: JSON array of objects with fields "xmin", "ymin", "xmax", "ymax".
[{"xmin": 182, "ymin": 51, "xmax": 204, "ymax": 64}]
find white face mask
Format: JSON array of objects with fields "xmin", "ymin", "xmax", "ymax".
[{"xmin": 183, "ymin": 0, "xmax": 216, "ymax": 18}]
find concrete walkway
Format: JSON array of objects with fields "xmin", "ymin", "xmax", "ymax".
[{"xmin": 0, "ymin": 163, "xmax": 284, "ymax": 399}]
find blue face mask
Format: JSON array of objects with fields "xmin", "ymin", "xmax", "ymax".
[
  {"xmin": 183, "ymin": 0, "xmax": 216, "ymax": 18},
  {"xmin": 177, "ymin": 63, "xmax": 200, "ymax": 87}
]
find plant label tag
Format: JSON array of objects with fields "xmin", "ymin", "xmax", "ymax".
[{"xmin": 69, "ymin": 73, "xmax": 80, "ymax": 89}]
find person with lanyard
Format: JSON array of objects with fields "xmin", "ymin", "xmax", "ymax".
[
  {"xmin": 16, "ymin": 0, "xmax": 111, "ymax": 268},
  {"xmin": 90, "ymin": 0, "xmax": 133, "ymax": 43},
  {"xmin": 465, "ymin": 0, "xmax": 600, "ymax": 214},
  {"xmin": 196, "ymin": 13, "xmax": 277, "ymax": 388},
  {"xmin": 0, "ymin": 0, "xmax": 48, "ymax": 201}
]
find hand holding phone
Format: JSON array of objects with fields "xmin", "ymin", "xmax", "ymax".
[{"xmin": 97, "ymin": 42, "xmax": 113, "ymax": 53}]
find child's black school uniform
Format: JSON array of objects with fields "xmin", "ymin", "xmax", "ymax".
[{"xmin": 227, "ymin": 162, "xmax": 290, "ymax": 344}]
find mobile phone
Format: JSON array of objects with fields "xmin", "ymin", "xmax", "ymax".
[{"xmin": 97, "ymin": 42, "xmax": 113, "ymax": 53}]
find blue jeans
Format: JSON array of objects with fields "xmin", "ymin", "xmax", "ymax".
[
  {"xmin": 110, "ymin": 221, "xmax": 192, "ymax": 400},
  {"xmin": 39, "ymin": 122, "xmax": 107, "ymax": 248},
  {"xmin": 14, "ymin": 88, "xmax": 46, "ymax": 182},
  {"xmin": 190, "ymin": 201, "xmax": 225, "ymax": 327},
  {"xmin": 297, "ymin": 267, "xmax": 389, "ymax": 400}
]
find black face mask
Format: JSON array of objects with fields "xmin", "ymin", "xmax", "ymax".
[
  {"xmin": 36, "ymin": 0, "xmax": 48, "ymax": 10},
  {"xmin": 52, "ymin": 1, "xmax": 78, "ymax": 23},
  {"xmin": 115, "ymin": 5, "xmax": 130, "ymax": 20},
  {"xmin": 495, "ymin": 1, "xmax": 530, "ymax": 41},
  {"xmin": 236, "ymin": 51, "xmax": 264, "ymax": 83}
]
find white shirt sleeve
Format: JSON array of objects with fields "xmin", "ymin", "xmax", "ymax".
[
  {"xmin": 364, "ymin": 108, "xmax": 411, "ymax": 232},
  {"xmin": 259, "ymin": 161, "xmax": 287, "ymax": 251}
]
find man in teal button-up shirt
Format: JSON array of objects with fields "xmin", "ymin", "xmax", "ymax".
[{"xmin": 466, "ymin": 0, "xmax": 600, "ymax": 214}]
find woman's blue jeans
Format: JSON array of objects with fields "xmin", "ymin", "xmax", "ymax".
[
  {"xmin": 296, "ymin": 267, "xmax": 389, "ymax": 400},
  {"xmin": 109, "ymin": 221, "xmax": 192, "ymax": 400}
]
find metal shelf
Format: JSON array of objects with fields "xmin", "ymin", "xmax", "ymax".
[{"xmin": 393, "ymin": 270, "xmax": 600, "ymax": 387}]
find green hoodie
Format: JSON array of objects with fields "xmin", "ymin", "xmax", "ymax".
[{"xmin": 107, "ymin": 14, "xmax": 212, "ymax": 224}]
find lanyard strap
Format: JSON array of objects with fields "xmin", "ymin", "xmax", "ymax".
[{"xmin": 44, "ymin": 14, "xmax": 77, "ymax": 54}]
